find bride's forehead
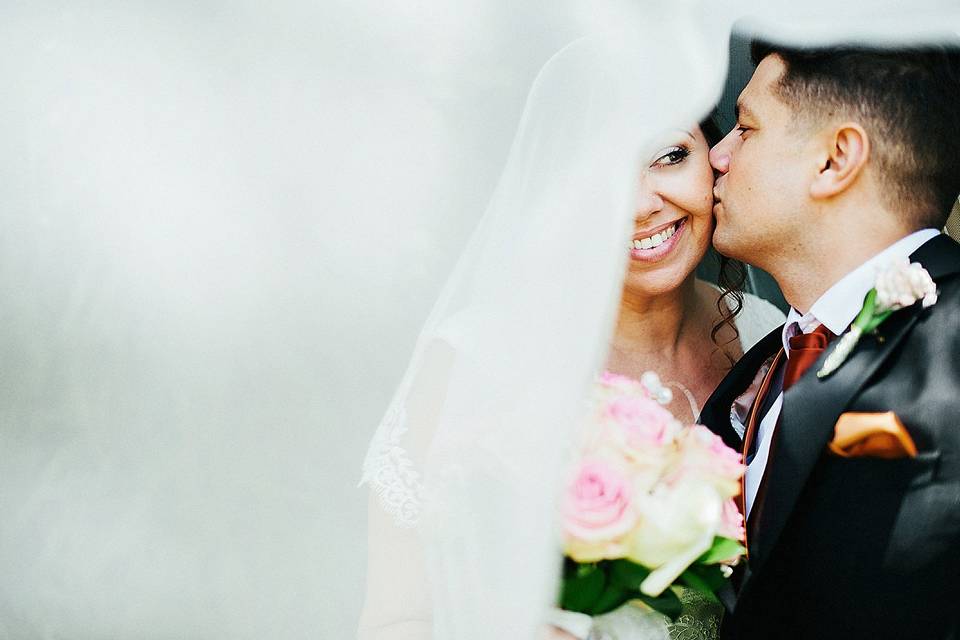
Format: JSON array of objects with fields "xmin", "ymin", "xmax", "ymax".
[{"xmin": 647, "ymin": 127, "xmax": 700, "ymax": 148}]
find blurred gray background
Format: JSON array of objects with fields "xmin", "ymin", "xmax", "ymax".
[
  {"xmin": 0, "ymin": 5, "xmax": 787, "ymax": 637},
  {"xmin": 0, "ymin": 1, "xmax": 616, "ymax": 637}
]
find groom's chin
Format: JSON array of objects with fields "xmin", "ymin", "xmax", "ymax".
[
  {"xmin": 711, "ymin": 230, "xmax": 735, "ymax": 257},
  {"xmin": 711, "ymin": 231, "xmax": 750, "ymax": 264}
]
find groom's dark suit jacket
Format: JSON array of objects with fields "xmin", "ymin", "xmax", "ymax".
[{"xmin": 700, "ymin": 234, "xmax": 960, "ymax": 640}]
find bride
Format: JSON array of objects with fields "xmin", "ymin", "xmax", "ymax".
[
  {"xmin": 602, "ymin": 118, "xmax": 782, "ymax": 424},
  {"xmin": 358, "ymin": 34, "xmax": 782, "ymax": 640}
]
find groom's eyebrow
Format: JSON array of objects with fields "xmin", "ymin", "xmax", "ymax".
[{"xmin": 735, "ymin": 100, "xmax": 757, "ymax": 122}]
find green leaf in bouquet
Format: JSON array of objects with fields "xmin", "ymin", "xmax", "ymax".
[
  {"xmin": 633, "ymin": 586, "xmax": 683, "ymax": 621},
  {"xmin": 696, "ymin": 536, "xmax": 746, "ymax": 565},
  {"xmin": 689, "ymin": 563, "xmax": 729, "ymax": 593},
  {"xmin": 608, "ymin": 558, "xmax": 652, "ymax": 591},
  {"xmin": 559, "ymin": 561, "xmax": 606, "ymax": 613},
  {"xmin": 561, "ymin": 557, "xmax": 595, "ymax": 580},
  {"xmin": 575, "ymin": 563, "xmax": 598, "ymax": 579},
  {"xmin": 587, "ymin": 581, "xmax": 630, "ymax": 616},
  {"xmin": 678, "ymin": 568, "xmax": 721, "ymax": 603}
]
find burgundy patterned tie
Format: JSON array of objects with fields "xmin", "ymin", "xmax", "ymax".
[
  {"xmin": 741, "ymin": 323, "xmax": 835, "ymax": 555},
  {"xmin": 783, "ymin": 324, "xmax": 834, "ymax": 391}
]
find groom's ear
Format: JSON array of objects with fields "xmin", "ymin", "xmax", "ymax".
[{"xmin": 809, "ymin": 123, "xmax": 870, "ymax": 200}]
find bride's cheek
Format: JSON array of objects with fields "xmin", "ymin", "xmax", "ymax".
[
  {"xmin": 700, "ymin": 192, "xmax": 713, "ymax": 216},
  {"xmin": 698, "ymin": 171, "xmax": 716, "ymax": 213}
]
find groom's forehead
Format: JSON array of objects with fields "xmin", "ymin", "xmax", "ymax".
[{"xmin": 738, "ymin": 55, "xmax": 788, "ymax": 118}]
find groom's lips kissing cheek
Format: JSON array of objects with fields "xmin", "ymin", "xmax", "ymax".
[
  {"xmin": 628, "ymin": 216, "xmax": 687, "ymax": 262},
  {"xmin": 712, "ymin": 187, "xmax": 724, "ymax": 216}
]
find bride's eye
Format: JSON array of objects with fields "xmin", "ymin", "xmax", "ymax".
[{"xmin": 651, "ymin": 145, "xmax": 690, "ymax": 168}]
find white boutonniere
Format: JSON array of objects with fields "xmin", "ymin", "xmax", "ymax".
[{"xmin": 818, "ymin": 258, "xmax": 938, "ymax": 378}]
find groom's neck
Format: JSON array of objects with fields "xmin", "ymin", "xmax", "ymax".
[{"xmin": 775, "ymin": 208, "xmax": 914, "ymax": 313}]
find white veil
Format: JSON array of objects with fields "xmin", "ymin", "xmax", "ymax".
[
  {"xmin": 0, "ymin": 2, "xmax": 958, "ymax": 639},
  {"xmin": 358, "ymin": 16, "xmax": 729, "ymax": 640}
]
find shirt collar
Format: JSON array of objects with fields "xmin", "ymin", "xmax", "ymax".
[{"xmin": 781, "ymin": 228, "xmax": 941, "ymax": 352}]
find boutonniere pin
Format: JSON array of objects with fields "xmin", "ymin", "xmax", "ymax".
[{"xmin": 818, "ymin": 258, "xmax": 938, "ymax": 378}]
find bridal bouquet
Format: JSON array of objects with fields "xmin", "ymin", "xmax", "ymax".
[{"xmin": 557, "ymin": 371, "xmax": 745, "ymax": 619}]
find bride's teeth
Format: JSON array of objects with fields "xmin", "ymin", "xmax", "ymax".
[{"xmin": 632, "ymin": 220, "xmax": 681, "ymax": 251}]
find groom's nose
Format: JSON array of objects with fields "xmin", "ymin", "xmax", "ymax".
[
  {"xmin": 709, "ymin": 131, "xmax": 735, "ymax": 174},
  {"xmin": 709, "ymin": 143, "xmax": 731, "ymax": 174}
]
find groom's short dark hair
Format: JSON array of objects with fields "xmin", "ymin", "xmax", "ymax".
[{"xmin": 751, "ymin": 39, "xmax": 960, "ymax": 230}]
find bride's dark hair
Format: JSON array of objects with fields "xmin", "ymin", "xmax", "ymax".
[{"xmin": 699, "ymin": 115, "xmax": 747, "ymax": 367}]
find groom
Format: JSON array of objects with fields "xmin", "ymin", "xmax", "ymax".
[{"xmin": 700, "ymin": 41, "xmax": 960, "ymax": 638}]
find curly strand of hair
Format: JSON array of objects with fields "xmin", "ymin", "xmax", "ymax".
[{"xmin": 711, "ymin": 255, "xmax": 747, "ymax": 368}]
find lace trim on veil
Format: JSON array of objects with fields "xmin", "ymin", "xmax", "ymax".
[{"xmin": 360, "ymin": 402, "xmax": 424, "ymax": 528}]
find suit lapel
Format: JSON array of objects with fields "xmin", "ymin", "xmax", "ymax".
[
  {"xmin": 911, "ymin": 233, "xmax": 960, "ymax": 280},
  {"xmin": 746, "ymin": 307, "xmax": 920, "ymax": 576},
  {"xmin": 699, "ymin": 325, "xmax": 783, "ymax": 451},
  {"xmin": 745, "ymin": 233, "xmax": 960, "ymax": 582}
]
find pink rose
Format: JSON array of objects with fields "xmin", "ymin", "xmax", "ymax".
[
  {"xmin": 680, "ymin": 424, "xmax": 743, "ymax": 482},
  {"xmin": 562, "ymin": 459, "xmax": 638, "ymax": 562},
  {"xmin": 599, "ymin": 370, "xmax": 642, "ymax": 392},
  {"xmin": 605, "ymin": 395, "xmax": 674, "ymax": 448},
  {"xmin": 718, "ymin": 498, "xmax": 745, "ymax": 542}
]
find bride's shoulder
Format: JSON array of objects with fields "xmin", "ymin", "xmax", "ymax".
[
  {"xmin": 734, "ymin": 291, "xmax": 786, "ymax": 352},
  {"xmin": 698, "ymin": 279, "xmax": 785, "ymax": 351},
  {"xmin": 736, "ymin": 291, "xmax": 786, "ymax": 325}
]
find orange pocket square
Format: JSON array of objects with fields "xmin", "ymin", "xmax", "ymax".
[{"xmin": 828, "ymin": 412, "xmax": 917, "ymax": 459}]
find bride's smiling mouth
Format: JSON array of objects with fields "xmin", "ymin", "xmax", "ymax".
[{"xmin": 628, "ymin": 217, "xmax": 687, "ymax": 262}]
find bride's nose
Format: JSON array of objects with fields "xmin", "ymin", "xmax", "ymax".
[{"xmin": 635, "ymin": 185, "xmax": 665, "ymax": 221}]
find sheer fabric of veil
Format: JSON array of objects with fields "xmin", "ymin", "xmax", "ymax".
[
  {"xmin": 358, "ymin": 4, "xmax": 960, "ymax": 640},
  {"xmin": 359, "ymin": 21, "xmax": 729, "ymax": 640}
]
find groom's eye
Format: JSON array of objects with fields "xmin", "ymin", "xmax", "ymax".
[
  {"xmin": 736, "ymin": 124, "xmax": 753, "ymax": 137},
  {"xmin": 651, "ymin": 145, "xmax": 690, "ymax": 167}
]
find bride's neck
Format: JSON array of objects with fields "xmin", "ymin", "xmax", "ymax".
[{"xmin": 610, "ymin": 276, "xmax": 703, "ymax": 359}]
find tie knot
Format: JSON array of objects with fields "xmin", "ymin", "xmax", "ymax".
[
  {"xmin": 783, "ymin": 324, "xmax": 835, "ymax": 391},
  {"xmin": 788, "ymin": 323, "xmax": 833, "ymax": 352}
]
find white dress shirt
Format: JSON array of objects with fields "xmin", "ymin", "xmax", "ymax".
[{"xmin": 743, "ymin": 228, "xmax": 941, "ymax": 518}]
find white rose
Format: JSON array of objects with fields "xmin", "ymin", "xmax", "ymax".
[
  {"xmin": 627, "ymin": 481, "xmax": 722, "ymax": 596},
  {"xmin": 875, "ymin": 258, "xmax": 938, "ymax": 312}
]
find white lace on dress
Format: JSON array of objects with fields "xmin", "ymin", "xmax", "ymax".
[{"xmin": 360, "ymin": 402, "xmax": 424, "ymax": 528}]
